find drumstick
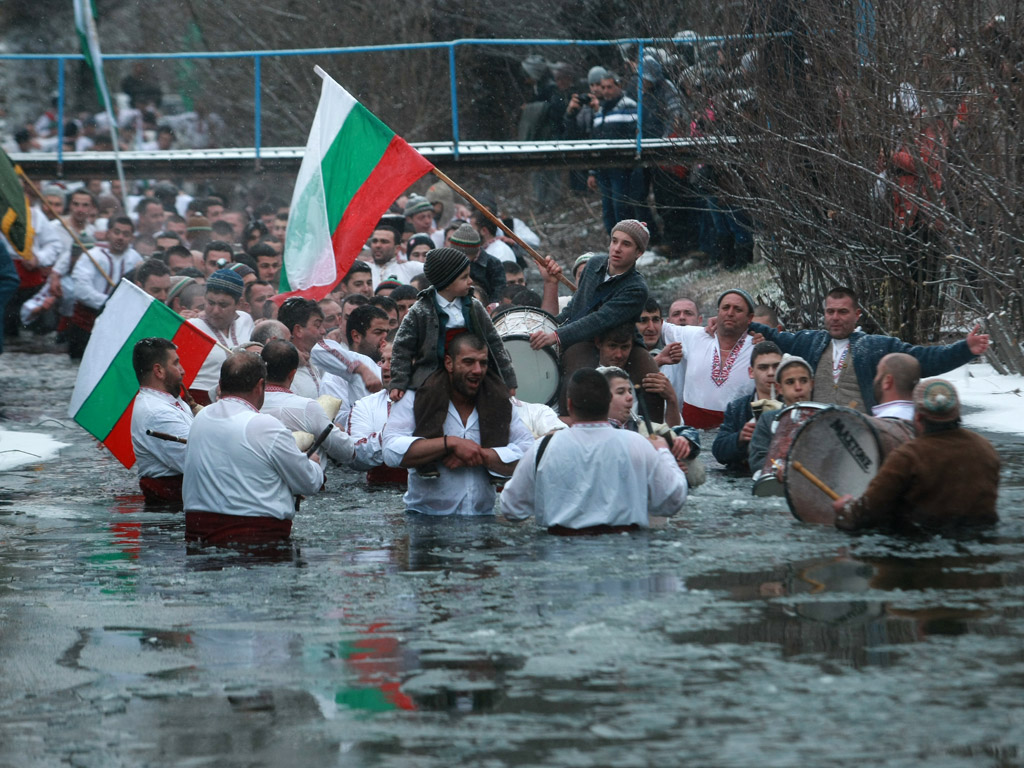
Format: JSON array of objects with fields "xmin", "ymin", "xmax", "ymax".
[{"xmin": 791, "ymin": 460, "xmax": 840, "ymax": 500}]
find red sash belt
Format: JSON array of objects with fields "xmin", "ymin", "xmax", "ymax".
[
  {"xmin": 70, "ymin": 302, "xmax": 100, "ymax": 332},
  {"xmin": 139, "ymin": 475, "xmax": 183, "ymax": 504},
  {"xmin": 366, "ymin": 465, "xmax": 408, "ymax": 485},
  {"xmin": 547, "ymin": 523, "xmax": 640, "ymax": 536},
  {"xmin": 185, "ymin": 511, "xmax": 292, "ymax": 545},
  {"xmin": 682, "ymin": 402, "xmax": 725, "ymax": 430}
]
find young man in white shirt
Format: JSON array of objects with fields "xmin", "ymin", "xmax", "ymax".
[
  {"xmin": 68, "ymin": 216, "xmax": 142, "ymax": 359},
  {"xmin": 188, "ymin": 268, "xmax": 254, "ymax": 404},
  {"xmin": 129, "ymin": 337, "xmax": 195, "ymax": 503},
  {"xmin": 259, "ymin": 339, "xmax": 357, "ymax": 466},
  {"xmin": 501, "ymin": 368, "xmax": 687, "ymax": 532}
]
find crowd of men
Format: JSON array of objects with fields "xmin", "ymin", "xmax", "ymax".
[{"xmin": 0, "ymin": 169, "xmax": 1004, "ymax": 546}]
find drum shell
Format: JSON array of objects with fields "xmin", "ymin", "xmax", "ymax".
[
  {"xmin": 752, "ymin": 403, "xmax": 827, "ymax": 498},
  {"xmin": 784, "ymin": 407, "xmax": 914, "ymax": 525}
]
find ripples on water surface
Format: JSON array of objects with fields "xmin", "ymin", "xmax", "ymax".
[{"xmin": 1, "ymin": 349, "xmax": 1023, "ymax": 767}]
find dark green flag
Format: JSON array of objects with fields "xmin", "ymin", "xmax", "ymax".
[{"xmin": 0, "ymin": 147, "xmax": 33, "ymax": 258}]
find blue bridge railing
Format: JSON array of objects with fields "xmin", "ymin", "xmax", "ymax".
[{"xmin": 0, "ymin": 35, "xmax": 771, "ymax": 164}]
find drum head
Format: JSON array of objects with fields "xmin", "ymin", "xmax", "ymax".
[
  {"xmin": 501, "ymin": 335, "xmax": 560, "ymax": 406},
  {"xmin": 491, "ymin": 306, "xmax": 559, "ymax": 338},
  {"xmin": 784, "ymin": 406, "xmax": 883, "ymax": 525}
]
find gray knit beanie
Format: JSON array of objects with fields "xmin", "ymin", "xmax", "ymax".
[
  {"xmin": 404, "ymin": 194, "xmax": 433, "ymax": 217},
  {"xmin": 611, "ymin": 219, "xmax": 650, "ymax": 252},
  {"xmin": 423, "ymin": 248, "xmax": 470, "ymax": 291},
  {"xmin": 449, "ymin": 223, "xmax": 482, "ymax": 257}
]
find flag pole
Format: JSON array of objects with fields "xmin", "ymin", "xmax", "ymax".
[
  {"xmin": 17, "ymin": 167, "xmax": 116, "ymax": 289},
  {"xmin": 429, "ymin": 167, "xmax": 577, "ymax": 293},
  {"xmin": 309, "ymin": 67, "xmax": 575, "ymax": 292}
]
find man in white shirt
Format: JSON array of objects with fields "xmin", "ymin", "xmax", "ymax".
[
  {"xmin": 129, "ymin": 337, "xmax": 195, "ymax": 503},
  {"xmin": 383, "ymin": 333, "xmax": 534, "ymax": 516},
  {"xmin": 183, "ymin": 351, "xmax": 324, "ymax": 545},
  {"xmin": 278, "ymin": 297, "xmax": 327, "ymax": 399},
  {"xmin": 471, "ymin": 210, "xmax": 518, "ymax": 264},
  {"xmin": 659, "ymin": 296, "xmax": 703, "ymax": 409},
  {"xmin": 318, "ymin": 304, "xmax": 388, "ymax": 426},
  {"xmin": 68, "ymin": 216, "xmax": 142, "ymax": 359},
  {"xmin": 871, "ymin": 353, "xmax": 920, "ymax": 420},
  {"xmin": 367, "ymin": 226, "xmax": 422, "ymax": 288},
  {"xmin": 259, "ymin": 339, "xmax": 356, "ymax": 465},
  {"xmin": 188, "ymin": 269, "xmax": 254, "ymax": 404},
  {"xmin": 662, "ymin": 289, "xmax": 756, "ymax": 429},
  {"xmin": 348, "ymin": 342, "xmax": 408, "ymax": 484},
  {"xmin": 501, "ymin": 368, "xmax": 687, "ymax": 532}
]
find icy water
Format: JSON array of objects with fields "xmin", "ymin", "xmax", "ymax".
[{"xmin": 1, "ymin": 347, "xmax": 1023, "ymax": 767}]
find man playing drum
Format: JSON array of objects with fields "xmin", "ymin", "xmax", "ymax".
[
  {"xmin": 531, "ymin": 219, "xmax": 658, "ymax": 413},
  {"xmin": 832, "ymin": 379, "xmax": 1000, "ymax": 531}
]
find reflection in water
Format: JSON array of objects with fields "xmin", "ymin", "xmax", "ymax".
[{"xmin": 2, "ymin": 348, "xmax": 1024, "ymax": 765}]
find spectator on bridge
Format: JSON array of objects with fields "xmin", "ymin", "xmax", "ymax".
[{"xmin": 587, "ymin": 72, "xmax": 638, "ymax": 234}]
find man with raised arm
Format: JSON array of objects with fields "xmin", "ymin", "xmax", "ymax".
[
  {"xmin": 660, "ymin": 289, "xmax": 757, "ymax": 429},
  {"xmin": 259, "ymin": 339, "xmax": 356, "ymax": 466},
  {"xmin": 531, "ymin": 219, "xmax": 658, "ymax": 411},
  {"xmin": 750, "ymin": 286, "xmax": 988, "ymax": 413}
]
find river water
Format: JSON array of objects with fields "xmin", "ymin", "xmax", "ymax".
[{"xmin": 1, "ymin": 345, "xmax": 1023, "ymax": 767}]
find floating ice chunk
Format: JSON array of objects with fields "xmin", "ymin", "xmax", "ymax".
[{"xmin": 0, "ymin": 428, "xmax": 70, "ymax": 471}]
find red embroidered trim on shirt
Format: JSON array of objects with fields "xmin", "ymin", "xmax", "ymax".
[{"xmin": 711, "ymin": 335, "xmax": 745, "ymax": 387}]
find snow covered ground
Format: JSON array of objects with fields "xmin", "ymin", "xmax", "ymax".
[
  {"xmin": 948, "ymin": 362, "xmax": 1024, "ymax": 436},
  {"xmin": 0, "ymin": 429, "xmax": 70, "ymax": 472}
]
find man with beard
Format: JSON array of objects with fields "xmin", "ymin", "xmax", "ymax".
[
  {"xmin": 383, "ymin": 333, "xmax": 534, "ymax": 516},
  {"xmin": 129, "ymin": 337, "xmax": 196, "ymax": 503}
]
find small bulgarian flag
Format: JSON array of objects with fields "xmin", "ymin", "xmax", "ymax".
[
  {"xmin": 68, "ymin": 280, "xmax": 216, "ymax": 468},
  {"xmin": 278, "ymin": 67, "xmax": 435, "ymax": 301},
  {"xmin": 0, "ymin": 148, "xmax": 32, "ymax": 258}
]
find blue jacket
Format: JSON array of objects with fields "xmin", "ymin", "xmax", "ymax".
[
  {"xmin": 750, "ymin": 323, "xmax": 977, "ymax": 412},
  {"xmin": 712, "ymin": 392, "xmax": 755, "ymax": 470}
]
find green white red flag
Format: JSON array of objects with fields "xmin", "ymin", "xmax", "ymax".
[
  {"xmin": 68, "ymin": 279, "xmax": 216, "ymax": 468},
  {"xmin": 278, "ymin": 67, "xmax": 435, "ymax": 301}
]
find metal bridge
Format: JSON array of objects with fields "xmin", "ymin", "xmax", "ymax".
[
  {"xmin": 1, "ymin": 35, "xmax": 759, "ymax": 179},
  {"xmin": 9, "ymin": 138, "xmax": 710, "ymax": 178}
]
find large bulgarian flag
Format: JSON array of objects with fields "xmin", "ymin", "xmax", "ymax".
[
  {"xmin": 68, "ymin": 280, "xmax": 216, "ymax": 468},
  {"xmin": 278, "ymin": 67, "xmax": 435, "ymax": 301}
]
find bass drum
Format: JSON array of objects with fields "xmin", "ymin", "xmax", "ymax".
[
  {"xmin": 784, "ymin": 407, "xmax": 913, "ymax": 525},
  {"xmin": 752, "ymin": 402, "xmax": 828, "ymax": 497},
  {"xmin": 491, "ymin": 307, "xmax": 561, "ymax": 406}
]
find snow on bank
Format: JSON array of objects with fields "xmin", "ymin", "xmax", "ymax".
[
  {"xmin": 0, "ymin": 429, "xmax": 70, "ymax": 472},
  {"xmin": 946, "ymin": 363, "xmax": 1024, "ymax": 436}
]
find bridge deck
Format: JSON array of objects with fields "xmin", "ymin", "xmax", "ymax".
[{"xmin": 11, "ymin": 138, "xmax": 716, "ymax": 178}]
